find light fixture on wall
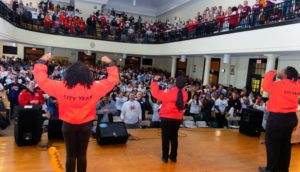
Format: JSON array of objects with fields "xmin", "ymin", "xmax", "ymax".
[
  {"xmin": 223, "ymin": 54, "xmax": 231, "ymax": 64},
  {"xmin": 12, "ymin": 43, "xmax": 17, "ymax": 47},
  {"xmin": 180, "ymin": 55, "xmax": 186, "ymax": 62},
  {"xmin": 221, "ymin": 69, "xmax": 225, "ymax": 73},
  {"xmin": 119, "ymin": 58, "xmax": 123, "ymax": 62}
]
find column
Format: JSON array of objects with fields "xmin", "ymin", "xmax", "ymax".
[
  {"xmin": 203, "ymin": 55, "xmax": 212, "ymax": 85},
  {"xmin": 171, "ymin": 56, "xmax": 177, "ymax": 78},
  {"xmin": 263, "ymin": 54, "xmax": 278, "ymax": 97},
  {"xmin": 223, "ymin": 57, "xmax": 231, "ymax": 86}
]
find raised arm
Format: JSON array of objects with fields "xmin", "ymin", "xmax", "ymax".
[
  {"xmin": 262, "ymin": 70, "xmax": 277, "ymax": 93},
  {"xmin": 33, "ymin": 53, "xmax": 63, "ymax": 97},
  {"xmin": 93, "ymin": 56, "xmax": 120, "ymax": 99},
  {"xmin": 150, "ymin": 75, "xmax": 170, "ymax": 101}
]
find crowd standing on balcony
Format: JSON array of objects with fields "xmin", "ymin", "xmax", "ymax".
[{"xmin": 0, "ymin": 0, "xmax": 300, "ymax": 43}]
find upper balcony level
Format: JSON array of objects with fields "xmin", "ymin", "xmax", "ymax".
[{"xmin": 1, "ymin": 0, "xmax": 300, "ymax": 56}]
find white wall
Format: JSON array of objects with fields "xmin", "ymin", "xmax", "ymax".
[
  {"xmin": 159, "ymin": 0, "xmax": 256, "ymax": 21},
  {"xmin": 152, "ymin": 56, "xmax": 172, "ymax": 73},
  {"xmin": 186, "ymin": 56, "xmax": 205, "ymax": 80},
  {"xmin": 218, "ymin": 57, "xmax": 249, "ymax": 89},
  {"xmin": 0, "ymin": 42, "xmax": 3, "ymax": 58},
  {"xmin": 75, "ymin": 1, "xmax": 102, "ymax": 20},
  {"xmin": 278, "ymin": 56, "xmax": 300, "ymax": 72}
]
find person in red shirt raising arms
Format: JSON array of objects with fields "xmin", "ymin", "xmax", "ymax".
[
  {"xmin": 260, "ymin": 66, "xmax": 299, "ymax": 172},
  {"xmin": 34, "ymin": 53, "xmax": 119, "ymax": 172},
  {"xmin": 151, "ymin": 75, "xmax": 188, "ymax": 163}
]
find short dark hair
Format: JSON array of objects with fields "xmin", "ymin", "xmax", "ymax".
[
  {"xmin": 285, "ymin": 66, "xmax": 299, "ymax": 82},
  {"xmin": 64, "ymin": 62, "xmax": 94, "ymax": 89}
]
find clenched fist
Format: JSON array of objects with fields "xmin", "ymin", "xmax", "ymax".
[
  {"xmin": 40, "ymin": 53, "xmax": 52, "ymax": 61},
  {"xmin": 101, "ymin": 56, "xmax": 112, "ymax": 64}
]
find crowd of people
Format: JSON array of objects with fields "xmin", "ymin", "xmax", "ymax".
[
  {"xmin": 0, "ymin": 55, "xmax": 268, "ymax": 129},
  {"xmin": 0, "ymin": 54, "xmax": 299, "ymax": 171},
  {"xmin": 1, "ymin": 0, "xmax": 300, "ymax": 43}
]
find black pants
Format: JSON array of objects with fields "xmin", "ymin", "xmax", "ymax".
[
  {"xmin": 216, "ymin": 113, "xmax": 227, "ymax": 128},
  {"xmin": 161, "ymin": 119, "xmax": 181, "ymax": 160},
  {"xmin": 265, "ymin": 112, "xmax": 298, "ymax": 172},
  {"xmin": 62, "ymin": 121, "xmax": 93, "ymax": 172}
]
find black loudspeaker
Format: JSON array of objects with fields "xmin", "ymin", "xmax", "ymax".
[
  {"xmin": 96, "ymin": 122, "xmax": 128, "ymax": 145},
  {"xmin": 14, "ymin": 106, "xmax": 43, "ymax": 146},
  {"xmin": 48, "ymin": 117, "xmax": 63, "ymax": 140},
  {"xmin": 239, "ymin": 108, "xmax": 264, "ymax": 137}
]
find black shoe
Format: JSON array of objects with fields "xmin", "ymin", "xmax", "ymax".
[
  {"xmin": 162, "ymin": 158, "xmax": 168, "ymax": 163},
  {"xmin": 259, "ymin": 167, "xmax": 271, "ymax": 172},
  {"xmin": 169, "ymin": 157, "xmax": 177, "ymax": 163}
]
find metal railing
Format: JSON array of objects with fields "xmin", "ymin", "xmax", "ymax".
[{"xmin": 1, "ymin": 0, "xmax": 300, "ymax": 44}]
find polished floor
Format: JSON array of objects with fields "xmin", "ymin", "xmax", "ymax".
[{"xmin": 0, "ymin": 126, "xmax": 299, "ymax": 172}]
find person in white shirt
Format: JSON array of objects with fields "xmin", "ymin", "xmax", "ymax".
[
  {"xmin": 215, "ymin": 94, "xmax": 228, "ymax": 128},
  {"xmin": 253, "ymin": 95, "xmax": 266, "ymax": 112},
  {"xmin": 148, "ymin": 92, "xmax": 162, "ymax": 128},
  {"xmin": 120, "ymin": 93, "xmax": 142, "ymax": 129},
  {"xmin": 240, "ymin": 95, "xmax": 253, "ymax": 109},
  {"xmin": 115, "ymin": 92, "xmax": 128, "ymax": 115},
  {"xmin": 187, "ymin": 94, "xmax": 202, "ymax": 121},
  {"xmin": 137, "ymin": 83, "xmax": 146, "ymax": 93}
]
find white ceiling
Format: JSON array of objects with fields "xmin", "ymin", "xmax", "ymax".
[{"xmin": 103, "ymin": 0, "xmax": 191, "ymax": 17}]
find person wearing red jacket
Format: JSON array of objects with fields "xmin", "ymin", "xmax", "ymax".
[
  {"xmin": 34, "ymin": 53, "xmax": 119, "ymax": 172},
  {"xmin": 18, "ymin": 80, "xmax": 44, "ymax": 106},
  {"xmin": 44, "ymin": 15, "xmax": 52, "ymax": 32},
  {"xmin": 229, "ymin": 7, "xmax": 239, "ymax": 30},
  {"xmin": 151, "ymin": 75, "xmax": 188, "ymax": 163},
  {"xmin": 260, "ymin": 66, "xmax": 299, "ymax": 172}
]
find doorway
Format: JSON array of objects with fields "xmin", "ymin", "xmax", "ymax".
[
  {"xmin": 125, "ymin": 56, "xmax": 141, "ymax": 69},
  {"xmin": 209, "ymin": 58, "xmax": 220, "ymax": 85}
]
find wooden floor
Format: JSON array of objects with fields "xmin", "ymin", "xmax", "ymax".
[{"xmin": 0, "ymin": 127, "xmax": 300, "ymax": 172}]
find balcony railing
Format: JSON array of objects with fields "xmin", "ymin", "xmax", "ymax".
[{"xmin": 1, "ymin": 0, "xmax": 300, "ymax": 44}]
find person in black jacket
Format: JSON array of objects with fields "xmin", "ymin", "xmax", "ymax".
[
  {"xmin": 227, "ymin": 92, "xmax": 242, "ymax": 115},
  {"xmin": 12, "ymin": 0, "xmax": 19, "ymax": 12}
]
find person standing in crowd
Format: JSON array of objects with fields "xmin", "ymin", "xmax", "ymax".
[
  {"xmin": 96, "ymin": 96, "xmax": 116, "ymax": 123},
  {"xmin": 18, "ymin": 80, "xmax": 44, "ymax": 106},
  {"xmin": 151, "ymin": 75, "xmax": 188, "ymax": 163},
  {"xmin": 34, "ymin": 53, "xmax": 119, "ymax": 172},
  {"xmin": 120, "ymin": 93, "xmax": 142, "ymax": 129},
  {"xmin": 253, "ymin": 95, "xmax": 266, "ymax": 111},
  {"xmin": 115, "ymin": 92, "xmax": 128, "ymax": 116},
  {"xmin": 227, "ymin": 92, "xmax": 242, "ymax": 116},
  {"xmin": 147, "ymin": 91, "xmax": 162, "ymax": 128},
  {"xmin": 187, "ymin": 94, "xmax": 202, "ymax": 121},
  {"xmin": 259, "ymin": 66, "xmax": 299, "ymax": 172},
  {"xmin": 214, "ymin": 93, "xmax": 228, "ymax": 128},
  {"xmin": 5, "ymin": 75, "xmax": 26, "ymax": 119},
  {"xmin": 136, "ymin": 91, "xmax": 150, "ymax": 120}
]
